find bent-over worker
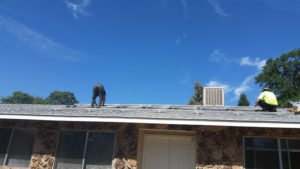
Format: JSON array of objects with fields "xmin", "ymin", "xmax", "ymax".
[{"xmin": 91, "ymin": 83, "xmax": 106, "ymax": 108}]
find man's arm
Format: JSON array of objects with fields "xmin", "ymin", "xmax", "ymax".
[
  {"xmin": 255, "ymin": 92, "xmax": 264, "ymax": 107},
  {"xmin": 254, "ymin": 99, "xmax": 259, "ymax": 107}
]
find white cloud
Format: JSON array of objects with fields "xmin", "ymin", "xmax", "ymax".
[
  {"xmin": 209, "ymin": 49, "xmax": 234, "ymax": 64},
  {"xmin": 0, "ymin": 15, "xmax": 80, "ymax": 62},
  {"xmin": 209, "ymin": 49, "xmax": 266, "ymax": 70},
  {"xmin": 176, "ymin": 37, "xmax": 181, "ymax": 44},
  {"xmin": 209, "ymin": 49, "xmax": 225, "ymax": 62},
  {"xmin": 232, "ymin": 75, "xmax": 255, "ymax": 100},
  {"xmin": 207, "ymin": 50, "xmax": 266, "ymax": 103},
  {"xmin": 206, "ymin": 76, "xmax": 255, "ymax": 101},
  {"xmin": 180, "ymin": 71, "xmax": 190, "ymax": 85},
  {"xmin": 180, "ymin": 0, "xmax": 189, "ymax": 20},
  {"xmin": 176, "ymin": 33, "xmax": 187, "ymax": 45},
  {"xmin": 205, "ymin": 0, "xmax": 230, "ymax": 16},
  {"xmin": 180, "ymin": 0, "xmax": 188, "ymax": 11},
  {"xmin": 161, "ymin": 0, "xmax": 189, "ymax": 20},
  {"xmin": 240, "ymin": 57, "xmax": 266, "ymax": 70},
  {"xmin": 206, "ymin": 80, "xmax": 233, "ymax": 94},
  {"xmin": 66, "ymin": 0, "xmax": 91, "ymax": 19}
]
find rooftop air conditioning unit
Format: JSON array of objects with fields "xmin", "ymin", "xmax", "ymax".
[{"xmin": 203, "ymin": 87, "xmax": 224, "ymax": 106}]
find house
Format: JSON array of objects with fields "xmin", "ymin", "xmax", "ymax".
[{"xmin": 0, "ymin": 103, "xmax": 300, "ymax": 169}]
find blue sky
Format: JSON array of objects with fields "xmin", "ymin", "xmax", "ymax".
[{"xmin": 0, "ymin": 0, "xmax": 299, "ymax": 106}]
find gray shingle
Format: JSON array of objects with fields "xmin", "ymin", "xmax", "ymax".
[{"xmin": 0, "ymin": 104, "xmax": 296, "ymax": 123}]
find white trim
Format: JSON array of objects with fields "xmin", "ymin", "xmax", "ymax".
[
  {"xmin": 1, "ymin": 114, "xmax": 300, "ymax": 129},
  {"xmin": 111, "ymin": 132, "xmax": 117, "ymax": 169},
  {"xmin": 277, "ymin": 138, "xmax": 283, "ymax": 169},
  {"xmin": 51, "ymin": 130, "xmax": 61, "ymax": 169},
  {"xmin": 242, "ymin": 137, "xmax": 246, "ymax": 169},
  {"xmin": 286, "ymin": 140, "xmax": 292, "ymax": 169},
  {"xmin": 3, "ymin": 128, "xmax": 14, "ymax": 166},
  {"xmin": 82, "ymin": 132, "xmax": 89, "ymax": 169}
]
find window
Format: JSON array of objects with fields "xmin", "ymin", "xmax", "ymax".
[
  {"xmin": 0, "ymin": 128, "xmax": 37, "ymax": 168},
  {"xmin": 0, "ymin": 128, "xmax": 12, "ymax": 165},
  {"xmin": 54, "ymin": 131, "xmax": 115, "ymax": 169},
  {"xmin": 244, "ymin": 137, "xmax": 300, "ymax": 169},
  {"xmin": 280, "ymin": 139, "xmax": 300, "ymax": 169}
]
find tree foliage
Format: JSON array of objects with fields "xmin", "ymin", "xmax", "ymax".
[
  {"xmin": 255, "ymin": 49, "xmax": 300, "ymax": 107},
  {"xmin": 1, "ymin": 91, "xmax": 34, "ymax": 104},
  {"xmin": 1, "ymin": 91, "xmax": 79, "ymax": 105},
  {"xmin": 33, "ymin": 97, "xmax": 47, "ymax": 104},
  {"xmin": 46, "ymin": 91, "xmax": 79, "ymax": 105},
  {"xmin": 238, "ymin": 93, "xmax": 250, "ymax": 106},
  {"xmin": 188, "ymin": 82, "xmax": 203, "ymax": 105}
]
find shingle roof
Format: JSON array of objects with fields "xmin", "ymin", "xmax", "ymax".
[{"xmin": 0, "ymin": 104, "xmax": 299, "ymax": 128}]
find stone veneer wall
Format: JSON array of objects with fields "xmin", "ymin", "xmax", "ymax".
[{"xmin": 1, "ymin": 120, "xmax": 300, "ymax": 169}]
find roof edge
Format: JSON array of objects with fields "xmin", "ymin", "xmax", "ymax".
[{"xmin": 1, "ymin": 114, "xmax": 300, "ymax": 129}]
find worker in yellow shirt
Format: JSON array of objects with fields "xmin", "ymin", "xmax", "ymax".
[{"xmin": 255, "ymin": 88, "xmax": 278, "ymax": 112}]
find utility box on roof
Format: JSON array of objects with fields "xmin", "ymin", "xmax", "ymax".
[
  {"xmin": 290, "ymin": 101, "xmax": 300, "ymax": 113},
  {"xmin": 203, "ymin": 87, "xmax": 224, "ymax": 106}
]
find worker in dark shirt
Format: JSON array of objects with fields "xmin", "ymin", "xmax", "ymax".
[{"xmin": 91, "ymin": 83, "xmax": 106, "ymax": 108}]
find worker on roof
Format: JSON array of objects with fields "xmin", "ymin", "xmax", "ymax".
[
  {"xmin": 255, "ymin": 88, "xmax": 278, "ymax": 112},
  {"xmin": 91, "ymin": 83, "xmax": 106, "ymax": 108}
]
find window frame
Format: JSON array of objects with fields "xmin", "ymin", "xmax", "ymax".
[
  {"xmin": 0, "ymin": 127, "xmax": 37, "ymax": 169},
  {"xmin": 243, "ymin": 136, "xmax": 300, "ymax": 169},
  {"xmin": 52, "ymin": 130, "xmax": 116, "ymax": 169}
]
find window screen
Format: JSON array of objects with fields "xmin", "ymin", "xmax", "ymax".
[
  {"xmin": 84, "ymin": 132, "xmax": 115, "ymax": 169},
  {"xmin": 54, "ymin": 131, "xmax": 87, "ymax": 169},
  {"xmin": 54, "ymin": 131, "xmax": 115, "ymax": 169},
  {"xmin": 244, "ymin": 138, "xmax": 280, "ymax": 169},
  {"xmin": 281, "ymin": 139, "xmax": 300, "ymax": 169},
  {"xmin": 244, "ymin": 138, "xmax": 300, "ymax": 169},
  {"xmin": 4, "ymin": 129, "xmax": 37, "ymax": 168},
  {"xmin": 0, "ymin": 128, "xmax": 12, "ymax": 165}
]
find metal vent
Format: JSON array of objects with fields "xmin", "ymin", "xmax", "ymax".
[{"xmin": 203, "ymin": 87, "xmax": 224, "ymax": 106}]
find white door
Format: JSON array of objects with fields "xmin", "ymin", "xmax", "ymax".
[{"xmin": 142, "ymin": 134, "xmax": 196, "ymax": 169}]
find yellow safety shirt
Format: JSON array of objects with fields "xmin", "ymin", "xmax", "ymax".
[{"xmin": 258, "ymin": 91, "xmax": 278, "ymax": 106}]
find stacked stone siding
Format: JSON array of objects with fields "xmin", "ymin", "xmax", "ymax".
[{"xmin": 1, "ymin": 120, "xmax": 300, "ymax": 169}]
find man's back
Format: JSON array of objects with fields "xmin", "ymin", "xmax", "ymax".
[
  {"xmin": 91, "ymin": 83, "xmax": 106, "ymax": 107},
  {"xmin": 258, "ymin": 91, "xmax": 278, "ymax": 106},
  {"xmin": 93, "ymin": 83, "xmax": 106, "ymax": 97}
]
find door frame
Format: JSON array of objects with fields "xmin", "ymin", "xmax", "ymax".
[{"xmin": 137, "ymin": 129, "xmax": 196, "ymax": 169}]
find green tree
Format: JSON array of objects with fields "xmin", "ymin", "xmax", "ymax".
[
  {"xmin": 1, "ymin": 91, "xmax": 34, "ymax": 104},
  {"xmin": 33, "ymin": 97, "xmax": 47, "ymax": 104},
  {"xmin": 188, "ymin": 82, "xmax": 203, "ymax": 105},
  {"xmin": 255, "ymin": 49, "xmax": 300, "ymax": 107},
  {"xmin": 46, "ymin": 91, "xmax": 79, "ymax": 105},
  {"xmin": 238, "ymin": 93, "xmax": 250, "ymax": 106}
]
